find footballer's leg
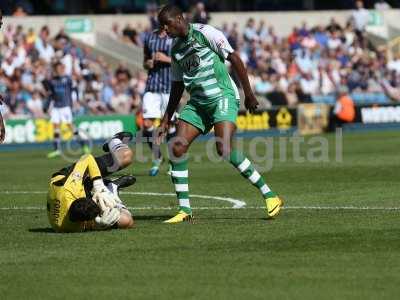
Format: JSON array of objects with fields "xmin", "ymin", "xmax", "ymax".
[
  {"xmin": 142, "ymin": 92, "xmax": 163, "ymax": 176},
  {"xmin": 164, "ymin": 120, "xmax": 201, "ymax": 223},
  {"xmin": 47, "ymin": 122, "xmax": 62, "ymax": 158},
  {"xmin": 214, "ymin": 121, "xmax": 283, "ymax": 218},
  {"xmin": 143, "ymin": 118, "xmax": 163, "ymax": 176},
  {"xmin": 67, "ymin": 123, "xmax": 90, "ymax": 154},
  {"xmin": 97, "ymin": 132, "xmax": 134, "ymax": 177}
]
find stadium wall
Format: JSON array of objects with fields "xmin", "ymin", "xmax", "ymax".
[{"xmin": 3, "ymin": 103, "xmax": 400, "ymax": 148}]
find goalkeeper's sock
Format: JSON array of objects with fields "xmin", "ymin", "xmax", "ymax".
[
  {"xmin": 170, "ymin": 157, "xmax": 191, "ymax": 214},
  {"xmin": 105, "ymin": 138, "xmax": 130, "ymax": 174},
  {"xmin": 108, "ymin": 138, "xmax": 128, "ymax": 153},
  {"xmin": 228, "ymin": 149, "xmax": 276, "ymax": 199}
]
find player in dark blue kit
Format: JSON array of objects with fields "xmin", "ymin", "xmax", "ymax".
[
  {"xmin": 142, "ymin": 27, "xmax": 175, "ymax": 176},
  {"xmin": 44, "ymin": 62, "xmax": 89, "ymax": 158}
]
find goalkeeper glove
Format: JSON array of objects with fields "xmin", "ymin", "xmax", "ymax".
[
  {"xmin": 95, "ymin": 207, "xmax": 120, "ymax": 227},
  {"xmin": 92, "ymin": 178, "xmax": 118, "ymax": 209}
]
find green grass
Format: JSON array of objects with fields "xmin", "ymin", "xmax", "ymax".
[{"xmin": 1, "ymin": 131, "xmax": 400, "ymax": 299}]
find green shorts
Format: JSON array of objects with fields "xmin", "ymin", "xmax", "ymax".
[{"xmin": 179, "ymin": 97, "xmax": 240, "ymax": 134}]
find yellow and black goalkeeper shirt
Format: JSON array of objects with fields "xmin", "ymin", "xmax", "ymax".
[{"xmin": 47, "ymin": 154, "xmax": 102, "ymax": 233}]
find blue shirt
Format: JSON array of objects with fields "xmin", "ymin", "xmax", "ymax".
[
  {"xmin": 143, "ymin": 31, "xmax": 172, "ymax": 94},
  {"xmin": 45, "ymin": 75, "xmax": 73, "ymax": 108}
]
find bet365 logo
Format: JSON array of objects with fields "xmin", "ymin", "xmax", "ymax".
[{"xmin": 181, "ymin": 54, "xmax": 200, "ymax": 73}]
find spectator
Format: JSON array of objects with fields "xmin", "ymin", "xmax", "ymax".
[
  {"xmin": 351, "ymin": 1, "xmax": 369, "ymax": 33},
  {"xmin": 147, "ymin": 2, "xmax": 159, "ymax": 30},
  {"xmin": 110, "ymin": 84, "xmax": 132, "ymax": 114},
  {"xmin": 192, "ymin": 2, "xmax": 210, "ymax": 24},
  {"xmin": 331, "ymin": 86, "xmax": 355, "ymax": 130},
  {"xmin": 285, "ymin": 83, "xmax": 299, "ymax": 107},
  {"xmin": 122, "ymin": 24, "xmax": 141, "ymax": 46},
  {"xmin": 35, "ymin": 26, "xmax": 55, "ymax": 63},
  {"xmin": 110, "ymin": 22, "xmax": 121, "ymax": 40},
  {"xmin": 244, "ymin": 18, "xmax": 258, "ymax": 42},
  {"xmin": 13, "ymin": 6, "xmax": 27, "ymax": 17},
  {"xmin": 26, "ymin": 90, "xmax": 45, "ymax": 118},
  {"xmin": 374, "ymin": 0, "xmax": 391, "ymax": 10},
  {"xmin": 255, "ymin": 73, "xmax": 274, "ymax": 95},
  {"xmin": 300, "ymin": 73, "xmax": 319, "ymax": 101},
  {"xmin": 387, "ymin": 53, "xmax": 400, "ymax": 74}
]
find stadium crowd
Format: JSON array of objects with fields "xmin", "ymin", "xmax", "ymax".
[
  {"xmin": 0, "ymin": 24, "xmax": 146, "ymax": 120},
  {"xmin": 0, "ymin": 0, "xmax": 399, "ymax": 119}
]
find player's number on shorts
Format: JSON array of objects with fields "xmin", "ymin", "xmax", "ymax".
[{"xmin": 219, "ymin": 98, "xmax": 229, "ymax": 115}]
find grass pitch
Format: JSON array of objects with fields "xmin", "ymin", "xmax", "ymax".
[{"xmin": 0, "ymin": 131, "xmax": 399, "ymax": 299}]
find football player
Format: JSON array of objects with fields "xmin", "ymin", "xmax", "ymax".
[
  {"xmin": 44, "ymin": 62, "xmax": 90, "ymax": 158},
  {"xmin": 47, "ymin": 132, "xmax": 135, "ymax": 232},
  {"xmin": 157, "ymin": 5, "xmax": 283, "ymax": 223}
]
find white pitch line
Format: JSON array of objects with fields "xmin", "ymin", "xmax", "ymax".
[
  {"xmin": 0, "ymin": 190, "xmax": 246, "ymax": 208},
  {"xmin": 1, "ymin": 206, "xmax": 400, "ymax": 211},
  {"xmin": 1, "ymin": 191, "xmax": 399, "ymax": 211}
]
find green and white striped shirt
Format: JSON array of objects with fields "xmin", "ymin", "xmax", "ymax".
[{"xmin": 171, "ymin": 23, "xmax": 240, "ymax": 104}]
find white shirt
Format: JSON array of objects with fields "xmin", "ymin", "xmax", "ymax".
[
  {"xmin": 387, "ymin": 59, "xmax": 400, "ymax": 74},
  {"xmin": 328, "ymin": 37, "xmax": 342, "ymax": 50},
  {"xmin": 1, "ymin": 59, "xmax": 18, "ymax": 77},
  {"xmin": 36, "ymin": 41, "xmax": 55, "ymax": 63},
  {"xmin": 300, "ymin": 77, "xmax": 319, "ymax": 95},
  {"xmin": 352, "ymin": 8, "xmax": 370, "ymax": 31},
  {"xmin": 375, "ymin": 2, "xmax": 391, "ymax": 10}
]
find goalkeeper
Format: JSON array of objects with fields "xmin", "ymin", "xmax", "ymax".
[{"xmin": 47, "ymin": 132, "xmax": 135, "ymax": 233}]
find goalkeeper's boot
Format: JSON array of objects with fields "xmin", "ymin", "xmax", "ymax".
[
  {"xmin": 265, "ymin": 196, "xmax": 284, "ymax": 219},
  {"xmin": 47, "ymin": 150, "xmax": 61, "ymax": 158},
  {"xmin": 164, "ymin": 209, "xmax": 193, "ymax": 224},
  {"xmin": 112, "ymin": 175, "xmax": 136, "ymax": 190},
  {"xmin": 105, "ymin": 175, "xmax": 136, "ymax": 194},
  {"xmin": 102, "ymin": 131, "xmax": 133, "ymax": 152},
  {"xmin": 149, "ymin": 158, "xmax": 162, "ymax": 177}
]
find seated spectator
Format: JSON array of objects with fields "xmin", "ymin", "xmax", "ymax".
[
  {"xmin": 331, "ymin": 86, "xmax": 355, "ymax": 130},
  {"xmin": 192, "ymin": 2, "xmax": 210, "ymax": 24},
  {"xmin": 13, "ymin": 6, "xmax": 27, "ymax": 17},
  {"xmin": 26, "ymin": 90, "xmax": 45, "ymax": 118},
  {"xmin": 110, "ymin": 84, "xmax": 132, "ymax": 114},
  {"xmin": 122, "ymin": 24, "xmax": 141, "ymax": 46},
  {"xmin": 300, "ymin": 73, "xmax": 319, "ymax": 102},
  {"xmin": 255, "ymin": 73, "xmax": 274, "ymax": 95},
  {"xmin": 285, "ymin": 83, "xmax": 299, "ymax": 107},
  {"xmin": 244, "ymin": 18, "xmax": 258, "ymax": 42}
]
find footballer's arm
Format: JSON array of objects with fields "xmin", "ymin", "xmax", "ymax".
[
  {"xmin": 157, "ymin": 80, "xmax": 184, "ymax": 143},
  {"xmin": 227, "ymin": 52, "xmax": 259, "ymax": 113},
  {"xmin": 164, "ymin": 80, "xmax": 184, "ymax": 122}
]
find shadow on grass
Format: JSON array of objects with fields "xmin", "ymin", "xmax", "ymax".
[
  {"xmin": 29, "ymin": 227, "xmax": 55, "ymax": 233},
  {"xmin": 134, "ymin": 215, "xmax": 170, "ymax": 221}
]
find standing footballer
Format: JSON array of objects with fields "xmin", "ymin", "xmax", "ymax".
[
  {"xmin": 44, "ymin": 62, "xmax": 89, "ymax": 158},
  {"xmin": 157, "ymin": 5, "xmax": 283, "ymax": 223},
  {"xmin": 142, "ymin": 27, "xmax": 176, "ymax": 176}
]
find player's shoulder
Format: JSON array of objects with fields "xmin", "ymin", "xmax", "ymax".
[{"xmin": 192, "ymin": 23, "xmax": 218, "ymax": 33}]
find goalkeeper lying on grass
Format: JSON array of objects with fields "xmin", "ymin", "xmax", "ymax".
[{"xmin": 47, "ymin": 132, "xmax": 136, "ymax": 233}]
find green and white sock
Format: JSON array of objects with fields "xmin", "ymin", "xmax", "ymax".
[
  {"xmin": 229, "ymin": 149, "xmax": 276, "ymax": 199},
  {"xmin": 170, "ymin": 158, "xmax": 192, "ymax": 214}
]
